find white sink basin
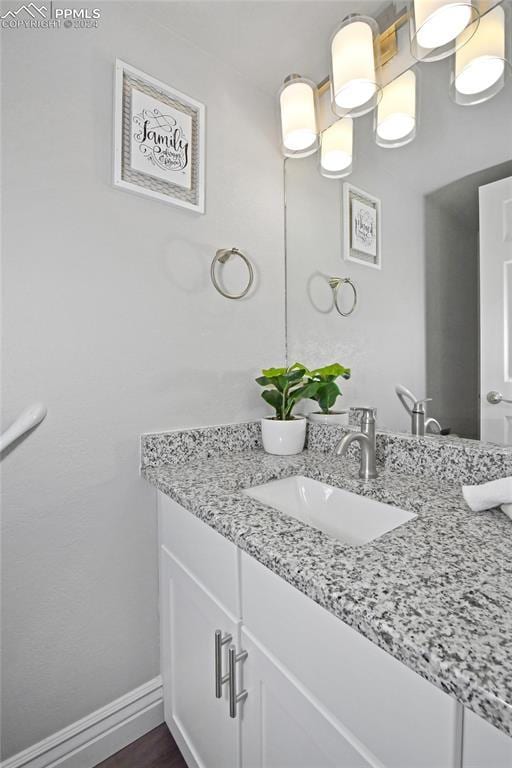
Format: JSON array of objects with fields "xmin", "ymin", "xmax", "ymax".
[{"xmin": 244, "ymin": 475, "xmax": 416, "ymax": 546}]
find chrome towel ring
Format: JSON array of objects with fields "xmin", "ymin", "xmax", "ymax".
[
  {"xmin": 211, "ymin": 247, "xmax": 254, "ymax": 300},
  {"xmin": 328, "ymin": 277, "xmax": 357, "ymax": 317}
]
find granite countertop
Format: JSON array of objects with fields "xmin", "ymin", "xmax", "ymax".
[{"xmin": 143, "ymin": 447, "xmax": 512, "ymax": 738}]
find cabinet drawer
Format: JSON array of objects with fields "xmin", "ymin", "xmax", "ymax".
[
  {"xmin": 241, "ymin": 552, "xmax": 460, "ymax": 768},
  {"xmin": 158, "ymin": 492, "xmax": 240, "ymax": 618}
]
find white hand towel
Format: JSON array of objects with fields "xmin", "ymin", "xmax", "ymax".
[
  {"xmin": 501, "ymin": 503, "xmax": 512, "ymax": 521},
  {"xmin": 462, "ymin": 476, "xmax": 512, "ymax": 512}
]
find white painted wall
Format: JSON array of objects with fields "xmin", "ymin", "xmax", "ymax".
[
  {"xmin": 286, "ymin": 57, "xmax": 512, "ymax": 432},
  {"xmin": 286, "ymin": 91, "xmax": 436, "ymax": 431},
  {"xmin": 0, "ymin": 1, "xmax": 284, "ymax": 758},
  {"xmin": 286, "ymin": 151, "xmax": 425, "ymax": 432}
]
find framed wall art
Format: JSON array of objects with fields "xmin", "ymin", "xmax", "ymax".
[
  {"xmin": 113, "ymin": 59, "xmax": 205, "ymax": 213},
  {"xmin": 343, "ymin": 183, "xmax": 381, "ymax": 269}
]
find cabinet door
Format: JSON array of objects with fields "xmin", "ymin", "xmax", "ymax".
[
  {"xmin": 160, "ymin": 545, "xmax": 241, "ymax": 768},
  {"xmin": 463, "ymin": 709, "xmax": 512, "ymax": 768},
  {"xmin": 240, "ymin": 629, "xmax": 380, "ymax": 768},
  {"xmin": 241, "ymin": 551, "xmax": 461, "ymax": 768}
]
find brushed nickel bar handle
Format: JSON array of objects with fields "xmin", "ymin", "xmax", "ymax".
[
  {"xmin": 228, "ymin": 644, "xmax": 248, "ymax": 718},
  {"xmin": 214, "ymin": 630, "xmax": 232, "ymax": 698}
]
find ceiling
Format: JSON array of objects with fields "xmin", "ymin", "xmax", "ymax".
[{"xmin": 144, "ymin": 1, "xmax": 386, "ymax": 95}]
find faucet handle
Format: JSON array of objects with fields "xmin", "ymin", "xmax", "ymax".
[
  {"xmin": 358, "ymin": 407, "xmax": 377, "ymax": 425},
  {"xmin": 412, "ymin": 397, "xmax": 432, "ymax": 413}
]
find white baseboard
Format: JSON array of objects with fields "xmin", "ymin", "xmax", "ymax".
[{"xmin": 1, "ymin": 676, "xmax": 164, "ymax": 768}]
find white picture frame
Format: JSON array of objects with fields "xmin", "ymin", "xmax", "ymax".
[
  {"xmin": 113, "ymin": 59, "xmax": 205, "ymax": 214},
  {"xmin": 343, "ymin": 183, "xmax": 381, "ymax": 269}
]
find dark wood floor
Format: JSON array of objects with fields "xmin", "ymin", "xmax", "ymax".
[{"xmin": 94, "ymin": 724, "xmax": 187, "ymax": 768}]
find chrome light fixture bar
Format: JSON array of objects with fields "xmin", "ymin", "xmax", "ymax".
[{"xmin": 278, "ymin": 1, "xmax": 508, "ymax": 178}]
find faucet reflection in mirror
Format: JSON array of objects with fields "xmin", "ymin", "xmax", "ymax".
[
  {"xmin": 278, "ymin": 2, "xmax": 509, "ymax": 179},
  {"xmin": 396, "ymin": 385, "xmax": 444, "ymax": 436}
]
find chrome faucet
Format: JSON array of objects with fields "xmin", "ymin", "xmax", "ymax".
[
  {"xmin": 396, "ymin": 385, "xmax": 443, "ymax": 436},
  {"xmin": 335, "ymin": 408, "xmax": 377, "ymax": 480},
  {"xmin": 411, "ymin": 398, "xmax": 442, "ymax": 436}
]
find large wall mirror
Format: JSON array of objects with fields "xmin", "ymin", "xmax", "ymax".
[{"xmin": 285, "ymin": 53, "xmax": 512, "ymax": 445}]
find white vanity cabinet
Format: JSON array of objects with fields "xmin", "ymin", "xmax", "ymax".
[
  {"xmin": 240, "ymin": 552, "xmax": 460, "ymax": 768},
  {"xmin": 157, "ymin": 492, "xmax": 512, "ymax": 768},
  {"xmin": 158, "ymin": 494, "xmax": 242, "ymax": 768}
]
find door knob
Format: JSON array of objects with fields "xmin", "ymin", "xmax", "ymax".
[{"xmin": 487, "ymin": 390, "xmax": 512, "ymax": 405}]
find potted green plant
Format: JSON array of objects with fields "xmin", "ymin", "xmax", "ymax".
[
  {"xmin": 255, "ymin": 364, "xmax": 319, "ymax": 454},
  {"xmin": 306, "ymin": 363, "xmax": 351, "ymax": 424}
]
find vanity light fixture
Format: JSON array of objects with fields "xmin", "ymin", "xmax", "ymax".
[
  {"xmin": 279, "ymin": 74, "xmax": 319, "ymax": 157},
  {"xmin": 410, "ymin": 0, "xmax": 480, "ymax": 61},
  {"xmin": 451, "ymin": 4, "xmax": 509, "ymax": 105},
  {"xmin": 330, "ymin": 16, "xmax": 382, "ymax": 117},
  {"xmin": 375, "ymin": 70, "xmax": 417, "ymax": 148},
  {"xmin": 320, "ymin": 118, "xmax": 353, "ymax": 178},
  {"xmin": 277, "ymin": 2, "xmax": 507, "ymax": 175}
]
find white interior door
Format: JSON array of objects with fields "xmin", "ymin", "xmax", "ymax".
[{"xmin": 480, "ymin": 176, "xmax": 512, "ymax": 444}]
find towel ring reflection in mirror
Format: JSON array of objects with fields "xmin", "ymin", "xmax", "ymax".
[
  {"xmin": 328, "ymin": 277, "xmax": 357, "ymax": 317},
  {"xmin": 211, "ymin": 247, "xmax": 254, "ymax": 300}
]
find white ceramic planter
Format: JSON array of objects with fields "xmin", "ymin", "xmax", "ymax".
[
  {"xmin": 261, "ymin": 416, "xmax": 307, "ymax": 455},
  {"xmin": 308, "ymin": 410, "xmax": 349, "ymax": 426}
]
